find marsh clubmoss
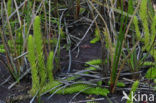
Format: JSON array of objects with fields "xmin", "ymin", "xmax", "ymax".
[
  {"xmin": 0, "ymin": 31, "xmax": 23, "ymax": 54},
  {"xmin": 7, "ymin": 0, "xmax": 12, "ymax": 16},
  {"xmin": 41, "ymin": 83, "xmax": 109, "ymax": 96},
  {"xmin": 66, "ymin": 59, "xmax": 102, "ymax": 82},
  {"xmin": 143, "ymin": 61, "xmax": 155, "ymax": 66},
  {"xmin": 90, "ymin": 28, "xmax": 100, "ymax": 44},
  {"xmin": 133, "ymin": 16, "xmax": 141, "ymax": 40},
  {"xmin": 139, "ymin": 0, "xmax": 150, "ymax": 50},
  {"xmin": 149, "ymin": 15, "xmax": 156, "ymax": 69},
  {"xmin": 150, "ymin": 15, "xmax": 156, "ymax": 50},
  {"xmin": 46, "ymin": 51, "xmax": 54, "ymax": 82},
  {"xmin": 85, "ymin": 59, "xmax": 102, "ymax": 66},
  {"xmin": 28, "ymin": 16, "xmax": 109, "ymax": 97},
  {"xmin": 127, "ymin": 0, "xmax": 134, "ymax": 15},
  {"xmin": 85, "ymin": 59, "xmax": 101, "ymax": 73},
  {"xmin": 133, "ymin": 0, "xmax": 156, "ymax": 80},
  {"xmin": 139, "ymin": 0, "xmax": 156, "ymax": 52},
  {"xmin": 16, "ymin": 32, "xmax": 23, "ymax": 54},
  {"xmin": 127, "ymin": 80, "xmax": 139, "ymax": 103},
  {"xmin": 146, "ymin": 67, "xmax": 156, "ymax": 79},
  {"xmin": 28, "ymin": 35, "xmax": 40, "ymax": 94},
  {"xmin": 33, "ymin": 16, "xmax": 47, "ymax": 86},
  {"xmin": 154, "ymin": 79, "xmax": 156, "ymax": 91},
  {"xmin": 85, "ymin": 66, "xmax": 98, "ymax": 71},
  {"xmin": 0, "ymin": 45, "xmax": 5, "ymax": 53}
]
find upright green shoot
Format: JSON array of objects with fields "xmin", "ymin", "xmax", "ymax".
[
  {"xmin": 127, "ymin": 81, "xmax": 139, "ymax": 103},
  {"xmin": 139, "ymin": 0, "xmax": 150, "ymax": 50},
  {"xmin": 46, "ymin": 51, "xmax": 54, "ymax": 82},
  {"xmin": 7, "ymin": 0, "xmax": 12, "ymax": 16},
  {"xmin": 133, "ymin": 16, "xmax": 141, "ymax": 40},
  {"xmin": 28, "ymin": 35, "xmax": 39, "ymax": 94},
  {"xmin": 33, "ymin": 16, "xmax": 46, "ymax": 86}
]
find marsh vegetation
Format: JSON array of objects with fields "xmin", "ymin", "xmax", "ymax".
[{"xmin": 0, "ymin": 0, "xmax": 156, "ymax": 103}]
